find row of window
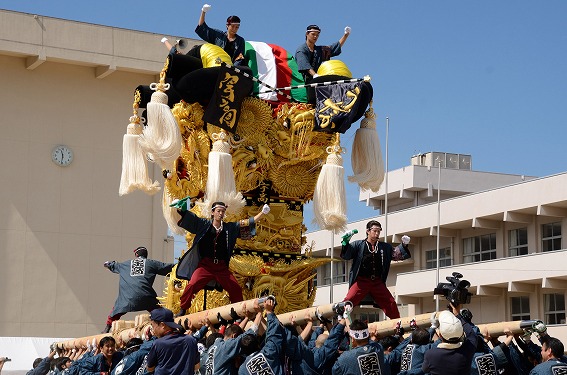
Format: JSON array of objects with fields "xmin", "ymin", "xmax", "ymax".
[
  {"xmin": 512, "ymin": 294, "xmax": 566, "ymax": 325},
  {"xmin": 317, "ymin": 222, "xmax": 563, "ymax": 286},
  {"xmin": 426, "ymin": 222, "xmax": 562, "ymax": 269}
]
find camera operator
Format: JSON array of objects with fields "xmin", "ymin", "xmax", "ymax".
[{"xmin": 422, "ymin": 302, "xmax": 478, "ymax": 375}]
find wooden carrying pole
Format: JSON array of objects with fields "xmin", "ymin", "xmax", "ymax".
[
  {"xmin": 368, "ymin": 312, "xmax": 543, "ymax": 338},
  {"xmin": 55, "ymin": 298, "xmax": 347, "ymax": 350},
  {"xmin": 56, "ymin": 302, "xmax": 544, "ymax": 350}
]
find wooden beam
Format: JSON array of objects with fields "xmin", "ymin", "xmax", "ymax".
[
  {"xmin": 508, "ymin": 281, "xmax": 536, "ymax": 293},
  {"xmin": 537, "ymin": 205, "xmax": 567, "ymax": 218},
  {"xmin": 400, "ymin": 188, "xmax": 413, "ymax": 199},
  {"xmin": 472, "ymin": 217, "xmax": 501, "ymax": 229},
  {"xmin": 476, "ymin": 285, "xmax": 503, "ymax": 296},
  {"xmin": 542, "ymin": 278, "xmax": 567, "ymax": 290},
  {"xmin": 429, "ymin": 226, "xmax": 459, "ymax": 238},
  {"xmin": 95, "ymin": 64, "xmax": 116, "ymax": 79},
  {"xmin": 503, "ymin": 211, "xmax": 533, "ymax": 223},
  {"xmin": 25, "ymin": 53, "xmax": 46, "ymax": 70}
]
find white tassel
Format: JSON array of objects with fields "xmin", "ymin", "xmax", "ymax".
[
  {"xmin": 196, "ymin": 131, "xmax": 245, "ymax": 217},
  {"xmin": 119, "ymin": 117, "xmax": 161, "ymax": 196},
  {"xmin": 139, "ymin": 81, "xmax": 182, "ymax": 171},
  {"xmin": 162, "ymin": 187, "xmax": 186, "ymax": 236},
  {"xmin": 348, "ymin": 105, "xmax": 385, "ymax": 192},
  {"xmin": 313, "ymin": 141, "xmax": 347, "ymax": 233}
]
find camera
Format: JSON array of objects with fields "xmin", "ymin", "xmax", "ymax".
[{"xmin": 433, "ymin": 272, "xmax": 472, "ymax": 305}]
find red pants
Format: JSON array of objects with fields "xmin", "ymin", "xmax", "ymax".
[
  {"xmin": 180, "ymin": 258, "xmax": 243, "ymax": 310},
  {"xmin": 344, "ymin": 276, "xmax": 400, "ymax": 319}
]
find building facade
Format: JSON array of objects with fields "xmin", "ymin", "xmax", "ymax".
[
  {"xmin": 307, "ymin": 152, "xmax": 567, "ymax": 343},
  {"xmin": 0, "ymin": 9, "xmax": 198, "ymax": 337}
]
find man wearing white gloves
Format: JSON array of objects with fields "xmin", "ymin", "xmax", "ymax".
[
  {"xmin": 295, "ymin": 24, "xmax": 351, "ymax": 83},
  {"xmin": 195, "ymin": 3, "xmax": 247, "ymax": 65},
  {"xmin": 175, "ymin": 201, "xmax": 270, "ymax": 316},
  {"xmin": 340, "ymin": 220, "xmax": 411, "ymax": 318}
]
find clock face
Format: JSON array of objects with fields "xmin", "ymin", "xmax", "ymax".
[{"xmin": 52, "ymin": 145, "xmax": 73, "ymax": 166}]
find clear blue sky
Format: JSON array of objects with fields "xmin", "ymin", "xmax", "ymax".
[{"xmin": 3, "ymin": 0, "xmax": 566, "ymax": 233}]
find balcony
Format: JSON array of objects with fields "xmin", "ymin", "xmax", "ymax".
[{"xmin": 395, "ymin": 248, "xmax": 567, "ymax": 304}]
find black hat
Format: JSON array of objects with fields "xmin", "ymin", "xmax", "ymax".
[
  {"xmin": 150, "ymin": 308, "xmax": 185, "ymax": 332},
  {"xmin": 226, "ymin": 15, "xmax": 240, "ymax": 24},
  {"xmin": 306, "ymin": 25, "xmax": 321, "ymax": 32},
  {"xmin": 134, "ymin": 246, "xmax": 148, "ymax": 258}
]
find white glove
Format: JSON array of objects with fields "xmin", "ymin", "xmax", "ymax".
[
  {"xmin": 402, "ymin": 235, "xmax": 411, "ymax": 245},
  {"xmin": 202, "ymin": 4, "xmax": 211, "ymax": 13},
  {"xmin": 430, "ymin": 312, "xmax": 439, "ymax": 329},
  {"xmin": 261, "ymin": 204, "xmax": 270, "ymax": 215},
  {"xmin": 312, "ymin": 73, "xmax": 319, "ymax": 78},
  {"xmin": 344, "ymin": 26, "xmax": 351, "ymax": 34},
  {"xmin": 160, "ymin": 37, "xmax": 168, "ymax": 43}
]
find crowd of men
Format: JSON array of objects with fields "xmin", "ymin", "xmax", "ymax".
[{"xmin": 7, "ymin": 300, "xmax": 567, "ymax": 375}]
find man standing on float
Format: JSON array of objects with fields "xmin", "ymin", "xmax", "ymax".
[
  {"xmin": 175, "ymin": 202, "xmax": 270, "ymax": 316},
  {"xmin": 340, "ymin": 220, "xmax": 411, "ymax": 319}
]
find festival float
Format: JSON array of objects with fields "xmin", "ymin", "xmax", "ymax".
[
  {"xmin": 56, "ymin": 39, "xmax": 548, "ymax": 352},
  {"xmin": 118, "ymin": 39, "xmax": 377, "ymax": 316}
]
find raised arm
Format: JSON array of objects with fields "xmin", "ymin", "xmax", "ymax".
[
  {"xmin": 338, "ymin": 26, "xmax": 351, "ymax": 47},
  {"xmin": 198, "ymin": 4, "xmax": 210, "ymax": 27},
  {"xmin": 253, "ymin": 204, "xmax": 270, "ymax": 223}
]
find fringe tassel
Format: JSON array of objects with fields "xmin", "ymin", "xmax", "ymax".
[
  {"xmin": 119, "ymin": 93, "xmax": 160, "ymax": 196},
  {"xmin": 196, "ymin": 131, "xmax": 245, "ymax": 217},
  {"xmin": 139, "ymin": 67, "xmax": 182, "ymax": 171},
  {"xmin": 313, "ymin": 136, "xmax": 347, "ymax": 233},
  {"xmin": 348, "ymin": 103, "xmax": 385, "ymax": 192},
  {"xmin": 162, "ymin": 187, "xmax": 186, "ymax": 236}
]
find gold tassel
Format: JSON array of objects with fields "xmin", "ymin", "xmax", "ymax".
[
  {"xmin": 348, "ymin": 102, "xmax": 385, "ymax": 192},
  {"xmin": 119, "ymin": 90, "xmax": 160, "ymax": 196},
  {"xmin": 139, "ymin": 57, "xmax": 182, "ymax": 171},
  {"xmin": 313, "ymin": 134, "xmax": 347, "ymax": 233},
  {"xmin": 196, "ymin": 131, "xmax": 245, "ymax": 217}
]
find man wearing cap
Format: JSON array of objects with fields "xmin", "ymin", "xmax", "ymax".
[
  {"xmin": 146, "ymin": 308, "xmax": 199, "ymax": 375},
  {"xmin": 195, "ymin": 3, "xmax": 246, "ymax": 65},
  {"xmin": 340, "ymin": 220, "xmax": 411, "ymax": 319},
  {"xmin": 175, "ymin": 202, "xmax": 270, "ymax": 316},
  {"xmin": 422, "ymin": 303, "xmax": 478, "ymax": 375},
  {"xmin": 295, "ymin": 24, "xmax": 351, "ymax": 83},
  {"xmin": 103, "ymin": 247, "xmax": 175, "ymax": 333},
  {"xmin": 332, "ymin": 319, "xmax": 388, "ymax": 375}
]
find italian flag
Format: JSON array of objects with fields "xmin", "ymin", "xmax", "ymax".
[{"xmin": 244, "ymin": 41, "xmax": 307, "ymax": 103}]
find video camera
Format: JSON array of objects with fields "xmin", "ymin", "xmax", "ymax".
[{"xmin": 433, "ymin": 272, "xmax": 472, "ymax": 305}]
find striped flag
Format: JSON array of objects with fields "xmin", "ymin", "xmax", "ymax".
[{"xmin": 244, "ymin": 41, "xmax": 307, "ymax": 103}]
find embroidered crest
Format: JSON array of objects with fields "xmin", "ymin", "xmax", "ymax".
[
  {"xmin": 357, "ymin": 352, "xmax": 382, "ymax": 375},
  {"xmin": 246, "ymin": 352, "xmax": 275, "ymax": 375},
  {"xmin": 130, "ymin": 258, "xmax": 146, "ymax": 277},
  {"xmin": 475, "ymin": 353, "xmax": 496, "ymax": 375}
]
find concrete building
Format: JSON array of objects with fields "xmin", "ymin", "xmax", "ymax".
[
  {"xmin": 307, "ymin": 151, "xmax": 567, "ymax": 343},
  {"xmin": 0, "ymin": 9, "xmax": 198, "ymax": 337}
]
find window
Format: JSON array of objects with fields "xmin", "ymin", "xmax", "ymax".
[
  {"xmin": 544, "ymin": 293, "xmax": 566, "ymax": 325},
  {"xmin": 542, "ymin": 222, "xmax": 562, "ymax": 252},
  {"xmin": 510, "ymin": 296, "xmax": 530, "ymax": 321},
  {"xmin": 358, "ymin": 311, "xmax": 382, "ymax": 324},
  {"xmin": 425, "ymin": 247, "xmax": 452, "ymax": 269},
  {"xmin": 509, "ymin": 228, "xmax": 528, "ymax": 256},
  {"xmin": 463, "ymin": 233, "xmax": 497, "ymax": 263},
  {"xmin": 319, "ymin": 261, "xmax": 347, "ymax": 286}
]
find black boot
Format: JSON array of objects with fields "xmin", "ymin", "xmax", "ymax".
[
  {"xmin": 101, "ymin": 324, "xmax": 111, "ymax": 334},
  {"xmin": 174, "ymin": 309, "xmax": 186, "ymax": 318}
]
